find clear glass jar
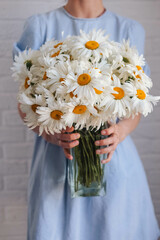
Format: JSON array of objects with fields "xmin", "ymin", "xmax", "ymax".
[{"xmin": 67, "ymin": 122, "xmax": 108, "ymax": 198}]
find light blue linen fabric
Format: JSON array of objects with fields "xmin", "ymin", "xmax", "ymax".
[{"xmin": 13, "ymin": 6, "xmax": 160, "ymax": 240}]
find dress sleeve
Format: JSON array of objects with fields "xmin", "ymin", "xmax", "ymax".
[
  {"xmin": 128, "ymin": 21, "xmax": 151, "ymax": 77},
  {"xmin": 12, "ymin": 14, "xmax": 44, "ymax": 60}
]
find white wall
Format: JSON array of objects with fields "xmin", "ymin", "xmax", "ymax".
[{"xmin": 0, "ymin": 0, "xmax": 160, "ymax": 239}]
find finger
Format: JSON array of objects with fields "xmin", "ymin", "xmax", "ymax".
[
  {"xmin": 59, "ymin": 140, "xmax": 79, "ymax": 149},
  {"xmin": 96, "ymin": 144, "xmax": 116, "ymax": 155},
  {"xmin": 63, "ymin": 148, "xmax": 73, "ymax": 160},
  {"xmin": 62, "ymin": 126, "xmax": 74, "ymax": 133},
  {"xmin": 101, "ymin": 151, "xmax": 114, "ymax": 164},
  {"xmin": 59, "ymin": 133, "xmax": 80, "ymax": 141},
  {"xmin": 101, "ymin": 124, "xmax": 116, "ymax": 136},
  {"xmin": 95, "ymin": 136, "xmax": 115, "ymax": 146}
]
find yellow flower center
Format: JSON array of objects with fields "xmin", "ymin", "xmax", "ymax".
[
  {"xmin": 85, "ymin": 41, "xmax": 99, "ymax": 50},
  {"xmin": 136, "ymin": 65, "xmax": 142, "ymax": 71},
  {"xmin": 70, "ymin": 92, "xmax": 74, "ymax": 98},
  {"xmin": 51, "ymin": 50, "xmax": 60, "ymax": 58},
  {"xmin": 77, "ymin": 73, "xmax": 91, "ymax": 85},
  {"xmin": 112, "ymin": 87, "xmax": 125, "ymax": 100},
  {"xmin": 73, "ymin": 105, "xmax": 87, "ymax": 114},
  {"xmin": 50, "ymin": 110, "xmax": 63, "ymax": 120},
  {"xmin": 59, "ymin": 77, "xmax": 65, "ymax": 82},
  {"xmin": 69, "ymin": 91, "xmax": 77, "ymax": 98},
  {"xmin": 94, "ymin": 88, "xmax": 103, "ymax": 95},
  {"xmin": 135, "ymin": 74, "xmax": 141, "ymax": 79},
  {"xmin": 31, "ymin": 104, "xmax": 39, "ymax": 113},
  {"xmin": 54, "ymin": 42, "xmax": 63, "ymax": 48},
  {"xmin": 136, "ymin": 65, "xmax": 144, "ymax": 73},
  {"xmin": 43, "ymin": 72, "xmax": 47, "ymax": 80},
  {"xmin": 24, "ymin": 77, "xmax": 29, "ymax": 89},
  {"xmin": 136, "ymin": 89, "xmax": 146, "ymax": 100}
]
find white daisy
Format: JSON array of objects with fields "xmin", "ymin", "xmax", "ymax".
[
  {"xmin": 17, "ymin": 67, "xmax": 42, "ymax": 95},
  {"xmin": 125, "ymin": 84, "xmax": 160, "ymax": 117},
  {"xmin": 118, "ymin": 64, "xmax": 152, "ymax": 89},
  {"xmin": 68, "ymin": 29, "xmax": 112, "ymax": 62},
  {"xmin": 106, "ymin": 54, "xmax": 126, "ymax": 81},
  {"xmin": 65, "ymin": 62, "xmax": 106, "ymax": 103},
  {"xmin": 100, "ymin": 75, "xmax": 131, "ymax": 119},
  {"xmin": 64, "ymin": 98, "xmax": 97, "ymax": 130},
  {"xmin": 12, "ymin": 49, "xmax": 40, "ymax": 77},
  {"xmin": 37, "ymin": 97, "xmax": 66, "ymax": 135},
  {"xmin": 45, "ymin": 61, "xmax": 71, "ymax": 93},
  {"xmin": 120, "ymin": 39, "xmax": 145, "ymax": 67},
  {"xmin": 28, "ymin": 65, "xmax": 55, "ymax": 90},
  {"xmin": 132, "ymin": 65, "xmax": 152, "ymax": 89},
  {"xmin": 87, "ymin": 104, "xmax": 110, "ymax": 131},
  {"xmin": 38, "ymin": 39, "xmax": 70, "ymax": 68},
  {"xmin": 40, "ymin": 39, "xmax": 61, "ymax": 53},
  {"xmin": 92, "ymin": 59, "xmax": 113, "ymax": 85},
  {"xmin": 19, "ymin": 93, "xmax": 46, "ymax": 130}
]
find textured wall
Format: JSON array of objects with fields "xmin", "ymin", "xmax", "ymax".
[{"xmin": 0, "ymin": 0, "xmax": 160, "ymax": 239}]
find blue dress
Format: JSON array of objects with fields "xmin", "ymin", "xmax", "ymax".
[{"xmin": 13, "ymin": 6, "xmax": 160, "ymax": 240}]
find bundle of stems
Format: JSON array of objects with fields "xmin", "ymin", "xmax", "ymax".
[{"xmin": 72, "ymin": 124, "xmax": 107, "ymax": 191}]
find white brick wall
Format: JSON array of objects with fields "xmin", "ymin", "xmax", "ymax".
[{"xmin": 0, "ymin": 0, "xmax": 160, "ymax": 239}]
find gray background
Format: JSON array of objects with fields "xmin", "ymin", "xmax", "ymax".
[{"xmin": 0, "ymin": 0, "xmax": 160, "ymax": 239}]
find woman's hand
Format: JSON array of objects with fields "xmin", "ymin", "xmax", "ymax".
[
  {"xmin": 95, "ymin": 114, "xmax": 141, "ymax": 164},
  {"xmin": 18, "ymin": 103, "xmax": 141, "ymax": 162},
  {"xmin": 42, "ymin": 126, "xmax": 80, "ymax": 160},
  {"xmin": 95, "ymin": 124, "xmax": 122, "ymax": 164},
  {"xmin": 18, "ymin": 103, "xmax": 79, "ymax": 160}
]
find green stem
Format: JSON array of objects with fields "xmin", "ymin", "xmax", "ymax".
[{"xmin": 72, "ymin": 124, "xmax": 106, "ymax": 190}]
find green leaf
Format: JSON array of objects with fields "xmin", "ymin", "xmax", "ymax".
[
  {"xmin": 123, "ymin": 57, "xmax": 130, "ymax": 63},
  {"xmin": 24, "ymin": 60, "xmax": 32, "ymax": 71},
  {"xmin": 30, "ymin": 93, "xmax": 35, "ymax": 98},
  {"xmin": 125, "ymin": 80, "xmax": 131, "ymax": 83},
  {"xmin": 98, "ymin": 58, "xmax": 102, "ymax": 63}
]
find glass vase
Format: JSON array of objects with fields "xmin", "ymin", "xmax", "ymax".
[{"xmin": 67, "ymin": 122, "xmax": 108, "ymax": 198}]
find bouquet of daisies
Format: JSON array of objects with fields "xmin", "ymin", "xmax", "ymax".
[
  {"xmin": 12, "ymin": 29, "xmax": 160, "ymax": 197},
  {"xmin": 12, "ymin": 29, "xmax": 159, "ymax": 134}
]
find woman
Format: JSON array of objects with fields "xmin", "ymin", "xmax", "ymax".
[{"xmin": 13, "ymin": 0, "xmax": 160, "ymax": 239}]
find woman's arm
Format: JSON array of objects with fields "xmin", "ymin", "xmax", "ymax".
[
  {"xmin": 95, "ymin": 114, "xmax": 141, "ymax": 164},
  {"xmin": 17, "ymin": 103, "xmax": 80, "ymax": 160}
]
